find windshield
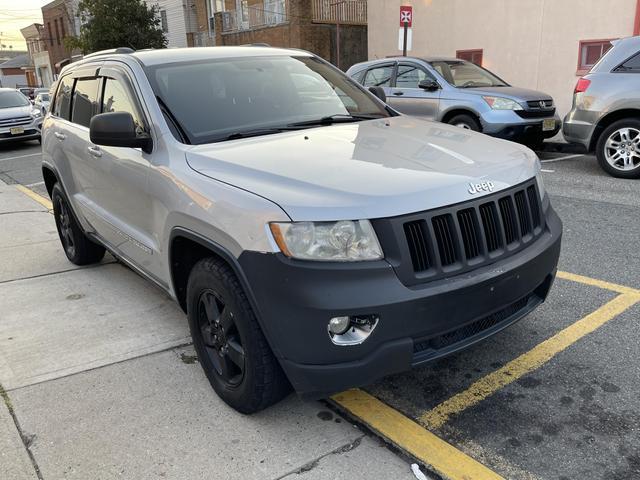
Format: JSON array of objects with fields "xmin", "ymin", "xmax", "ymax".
[
  {"xmin": 0, "ymin": 91, "xmax": 31, "ymax": 108},
  {"xmin": 430, "ymin": 60, "xmax": 508, "ymax": 88},
  {"xmin": 40, "ymin": 94, "xmax": 50, "ymax": 102},
  {"xmin": 145, "ymin": 55, "xmax": 389, "ymax": 144}
]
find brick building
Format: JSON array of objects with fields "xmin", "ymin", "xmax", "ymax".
[
  {"xmin": 0, "ymin": 54, "xmax": 30, "ymax": 88},
  {"xmin": 20, "ymin": 23, "xmax": 54, "ymax": 88},
  {"xmin": 194, "ymin": 0, "xmax": 368, "ymax": 70},
  {"xmin": 41, "ymin": 0, "xmax": 81, "ymax": 75}
]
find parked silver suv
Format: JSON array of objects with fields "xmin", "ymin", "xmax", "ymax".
[
  {"xmin": 347, "ymin": 57, "xmax": 560, "ymax": 147},
  {"xmin": 42, "ymin": 47, "xmax": 562, "ymax": 413},
  {"xmin": 564, "ymin": 36, "xmax": 640, "ymax": 178}
]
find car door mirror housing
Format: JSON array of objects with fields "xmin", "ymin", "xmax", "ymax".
[
  {"xmin": 419, "ymin": 79, "xmax": 440, "ymax": 91},
  {"xmin": 368, "ymin": 86, "xmax": 387, "ymax": 103},
  {"xmin": 90, "ymin": 112, "xmax": 151, "ymax": 150}
]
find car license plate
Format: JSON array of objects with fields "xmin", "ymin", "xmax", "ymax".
[
  {"xmin": 542, "ymin": 119, "xmax": 556, "ymax": 131},
  {"xmin": 9, "ymin": 127, "xmax": 24, "ymax": 135}
]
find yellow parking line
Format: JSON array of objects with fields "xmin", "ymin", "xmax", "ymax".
[
  {"xmin": 420, "ymin": 292, "xmax": 640, "ymax": 430},
  {"xmin": 332, "ymin": 389, "xmax": 504, "ymax": 480},
  {"xmin": 557, "ymin": 270, "xmax": 640, "ymax": 295},
  {"xmin": 15, "ymin": 184, "xmax": 52, "ymax": 211}
]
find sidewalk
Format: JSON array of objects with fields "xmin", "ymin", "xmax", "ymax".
[{"xmin": 0, "ymin": 182, "xmax": 416, "ymax": 480}]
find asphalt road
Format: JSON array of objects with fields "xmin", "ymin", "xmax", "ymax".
[{"xmin": 1, "ymin": 138, "xmax": 639, "ymax": 480}]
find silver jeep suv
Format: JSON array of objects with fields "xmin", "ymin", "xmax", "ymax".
[{"xmin": 42, "ymin": 47, "xmax": 562, "ymax": 413}]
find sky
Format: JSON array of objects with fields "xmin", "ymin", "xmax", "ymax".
[{"xmin": 0, "ymin": 0, "xmax": 50, "ymax": 52}]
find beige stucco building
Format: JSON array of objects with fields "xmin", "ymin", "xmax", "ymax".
[{"xmin": 368, "ymin": 0, "xmax": 640, "ymax": 119}]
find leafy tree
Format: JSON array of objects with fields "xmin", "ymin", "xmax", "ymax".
[{"xmin": 67, "ymin": 0, "xmax": 167, "ymax": 53}]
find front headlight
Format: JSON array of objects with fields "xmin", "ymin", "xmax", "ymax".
[
  {"xmin": 31, "ymin": 109, "xmax": 42, "ymax": 118},
  {"xmin": 483, "ymin": 96, "xmax": 523, "ymax": 111},
  {"xmin": 269, "ymin": 220, "xmax": 383, "ymax": 261}
]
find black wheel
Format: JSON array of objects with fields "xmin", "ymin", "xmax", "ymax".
[
  {"xmin": 596, "ymin": 118, "xmax": 640, "ymax": 179},
  {"xmin": 186, "ymin": 258, "xmax": 290, "ymax": 413},
  {"xmin": 447, "ymin": 114, "xmax": 480, "ymax": 131},
  {"xmin": 51, "ymin": 183, "xmax": 106, "ymax": 265}
]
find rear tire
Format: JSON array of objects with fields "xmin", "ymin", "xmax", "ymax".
[
  {"xmin": 51, "ymin": 183, "xmax": 106, "ymax": 265},
  {"xmin": 596, "ymin": 118, "xmax": 640, "ymax": 178},
  {"xmin": 447, "ymin": 114, "xmax": 480, "ymax": 131},
  {"xmin": 186, "ymin": 257, "xmax": 290, "ymax": 413}
]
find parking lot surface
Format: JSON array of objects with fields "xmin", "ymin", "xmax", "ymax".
[{"xmin": 1, "ymin": 139, "xmax": 639, "ymax": 479}]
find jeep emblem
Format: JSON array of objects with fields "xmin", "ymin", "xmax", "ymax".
[{"xmin": 468, "ymin": 181, "xmax": 495, "ymax": 194}]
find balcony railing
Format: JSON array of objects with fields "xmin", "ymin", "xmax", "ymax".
[
  {"xmin": 312, "ymin": 0, "xmax": 367, "ymax": 25},
  {"xmin": 222, "ymin": 1, "xmax": 288, "ymax": 33}
]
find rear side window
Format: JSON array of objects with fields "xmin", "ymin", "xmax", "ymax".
[
  {"xmin": 52, "ymin": 76, "xmax": 74, "ymax": 120},
  {"xmin": 363, "ymin": 65, "xmax": 394, "ymax": 87},
  {"xmin": 615, "ymin": 52, "xmax": 640, "ymax": 72},
  {"xmin": 101, "ymin": 77, "xmax": 144, "ymax": 131},
  {"xmin": 71, "ymin": 78, "xmax": 100, "ymax": 128}
]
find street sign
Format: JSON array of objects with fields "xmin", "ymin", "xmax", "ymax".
[
  {"xmin": 400, "ymin": 5, "xmax": 413, "ymax": 27},
  {"xmin": 398, "ymin": 28, "xmax": 413, "ymax": 52}
]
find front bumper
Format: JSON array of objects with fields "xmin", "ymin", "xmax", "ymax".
[
  {"xmin": 0, "ymin": 118, "xmax": 42, "ymax": 143},
  {"xmin": 481, "ymin": 110, "xmax": 561, "ymax": 142},
  {"xmin": 238, "ymin": 206, "xmax": 562, "ymax": 398}
]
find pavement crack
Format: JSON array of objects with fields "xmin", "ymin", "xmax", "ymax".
[
  {"xmin": 0, "ymin": 382, "xmax": 45, "ymax": 480},
  {"xmin": 0, "ymin": 210, "xmax": 48, "ymax": 216},
  {"xmin": 272, "ymin": 435, "xmax": 364, "ymax": 479},
  {"xmin": 0, "ymin": 261, "xmax": 117, "ymax": 285}
]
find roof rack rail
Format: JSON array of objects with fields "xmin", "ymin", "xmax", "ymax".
[{"xmin": 83, "ymin": 47, "xmax": 135, "ymax": 59}]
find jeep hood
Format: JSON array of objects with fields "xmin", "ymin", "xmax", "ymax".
[{"xmin": 185, "ymin": 116, "xmax": 540, "ymax": 221}]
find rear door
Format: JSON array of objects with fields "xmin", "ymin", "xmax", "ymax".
[{"xmin": 386, "ymin": 62, "xmax": 441, "ymax": 119}]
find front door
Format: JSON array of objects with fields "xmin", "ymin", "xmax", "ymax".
[{"xmin": 386, "ymin": 62, "xmax": 441, "ymax": 120}]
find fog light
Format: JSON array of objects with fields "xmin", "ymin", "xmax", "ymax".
[
  {"xmin": 328, "ymin": 314, "xmax": 379, "ymax": 346},
  {"xmin": 328, "ymin": 316, "xmax": 351, "ymax": 335}
]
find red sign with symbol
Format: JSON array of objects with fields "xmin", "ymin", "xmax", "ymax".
[{"xmin": 400, "ymin": 6, "xmax": 413, "ymax": 27}]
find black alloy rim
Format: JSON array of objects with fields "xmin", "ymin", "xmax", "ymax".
[
  {"xmin": 56, "ymin": 196, "xmax": 75, "ymax": 258},
  {"xmin": 197, "ymin": 289, "xmax": 246, "ymax": 386}
]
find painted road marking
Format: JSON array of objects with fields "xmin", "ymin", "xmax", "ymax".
[
  {"xmin": 540, "ymin": 153, "xmax": 585, "ymax": 163},
  {"xmin": 557, "ymin": 270, "xmax": 640, "ymax": 295},
  {"xmin": 420, "ymin": 292, "xmax": 640, "ymax": 430},
  {"xmin": 540, "ymin": 169, "xmax": 555, "ymax": 173},
  {"xmin": 332, "ymin": 389, "xmax": 504, "ymax": 480},
  {"xmin": 15, "ymin": 185, "xmax": 52, "ymax": 211},
  {"xmin": 0, "ymin": 152, "xmax": 41, "ymax": 162}
]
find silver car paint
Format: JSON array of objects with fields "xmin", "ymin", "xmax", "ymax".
[
  {"xmin": 346, "ymin": 58, "xmax": 560, "ymax": 134},
  {"xmin": 43, "ymin": 47, "xmax": 540, "ymax": 301},
  {"xmin": 0, "ymin": 88, "xmax": 42, "ymax": 141},
  {"xmin": 563, "ymin": 36, "xmax": 640, "ymax": 150}
]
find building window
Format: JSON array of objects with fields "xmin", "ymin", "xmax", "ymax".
[
  {"xmin": 61, "ymin": 19, "xmax": 66, "ymax": 40},
  {"xmin": 54, "ymin": 18, "xmax": 61, "ymax": 45},
  {"xmin": 47, "ymin": 22, "xmax": 53, "ymax": 46},
  {"xmin": 578, "ymin": 39, "xmax": 614, "ymax": 72},
  {"xmin": 456, "ymin": 49, "xmax": 483, "ymax": 66},
  {"xmin": 160, "ymin": 10, "xmax": 169, "ymax": 32}
]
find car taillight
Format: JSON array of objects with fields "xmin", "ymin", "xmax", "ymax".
[{"xmin": 574, "ymin": 77, "xmax": 591, "ymax": 94}]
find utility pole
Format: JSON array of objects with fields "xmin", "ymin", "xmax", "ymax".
[{"xmin": 330, "ymin": 0, "xmax": 345, "ymax": 70}]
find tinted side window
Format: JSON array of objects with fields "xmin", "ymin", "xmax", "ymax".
[
  {"xmin": 71, "ymin": 78, "xmax": 100, "ymax": 128},
  {"xmin": 101, "ymin": 78, "xmax": 144, "ymax": 130},
  {"xmin": 363, "ymin": 65, "xmax": 393, "ymax": 87},
  {"xmin": 616, "ymin": 52, "xmax": 640, "ymax": 72},
  {"xmin": 395, "ymin": 64, "xmax": 435, "ymax": 88},
  {"xmin": 52, "ymin": 76, "xmax": 74, "ymax": 120}
]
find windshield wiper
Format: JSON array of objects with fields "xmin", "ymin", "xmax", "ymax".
[
  {"xmin": 286, "ymin": 113, "xmax": 384, "ymax": 128},
  {"xmin": 223, "ymin": 128, "xmax": 287, "ymax": 141}
]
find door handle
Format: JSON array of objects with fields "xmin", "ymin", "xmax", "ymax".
[
  {"xmin": 54, "ymin": 132, "xmax": 66, "ymax": 140},
  {"xmin": 393, "ymin": 91, "xmax": 404, "ymax": 96},
  {"xmin": 87, "ymin": 146, "xmax": 102, "ymax": 158}
]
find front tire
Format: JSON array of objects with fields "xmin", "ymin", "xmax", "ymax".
[
  {"xmin": 51, "ymin": 183, "xmax": 106, "ymax": 265},
  {"xmin": 596, "ymin": 118, "xmax": 640, "ymax": 178},
  {"xmin": 447, "ymin": 114, "xmax": 480, "ymax": 131},
  {"xmin": 186, "ymin": 258, "xmax": 290, "ymax": 413}
]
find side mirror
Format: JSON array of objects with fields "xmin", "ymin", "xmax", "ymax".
[
  {"xmin": 419, "ymin": 79, "xmax": 440, "ymax": 91},
  {"xmin": 368, "ymin": 86, "xmax": 387, "ymax": 103},
  {"xmin": 90, "ymin": 112, "xmax": 151, "ymax": 150}
]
